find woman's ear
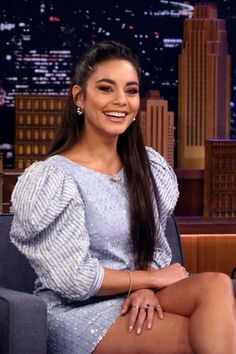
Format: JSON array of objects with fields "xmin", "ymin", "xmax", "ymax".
[{"xmin": 72, "ymin": 85, "xmax": 83, "ymax": 107}]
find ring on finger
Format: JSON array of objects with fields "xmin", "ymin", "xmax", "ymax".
[
  {"xmin": 140, "ymin": 304, "xmax": 150, "ymax": 312},
  {"xmin": 131, "ymin": 305, "xmax": 140, "ymax": 310}
]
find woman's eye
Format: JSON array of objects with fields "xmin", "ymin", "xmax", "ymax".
[
  {"xmin": 127, "ymin": 88, "xmax": 139, "ymax": 95},
  {"xmin": 98, "ymin": 86, "xmax": 112, "ymax": 92}
]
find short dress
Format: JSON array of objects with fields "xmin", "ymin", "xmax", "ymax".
[{"xmin": 10, "ymin": 147, "xmax": 179, "ymax": 354}]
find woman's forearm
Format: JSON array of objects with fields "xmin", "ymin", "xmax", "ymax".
[
  {"xmin": 96, "ymin": 263, "xmax": 189, "ymax": 296},
  {"xmin": 96, "ymin": 268, "xmax": 155, "ymax": 296}
]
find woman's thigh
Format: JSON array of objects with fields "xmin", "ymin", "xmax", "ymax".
[
  {"xmin": 157, "ymin": 272, "xmax": 235, "ymax": 317},
  {"xmin": 94, "ymin": 272, "xmax": 235, "ymax": 354},
  {"xmin": 94, "ymin": 311, "xmax": 193, "ymax": 354}
]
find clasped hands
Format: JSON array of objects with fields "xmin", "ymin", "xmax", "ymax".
[{"xmin": 120, "ymin": 263, "xmax": 189, "ymax": 335}]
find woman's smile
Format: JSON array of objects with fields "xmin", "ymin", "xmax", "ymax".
[
  {"xmin": 73, "ymin": 59, "xmax": 140, "ymax": 138},
  {"xmin": 103, "ymin": 110, "xmax": 128, "ymax": 121}
]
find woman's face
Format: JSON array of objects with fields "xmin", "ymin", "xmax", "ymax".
[{"xmin": 73, "ymin": 59, "xmax": 140, "ymax": 140}]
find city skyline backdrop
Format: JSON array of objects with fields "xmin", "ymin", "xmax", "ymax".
[{"xmin": 0, "ymin": 0, "xmax": 236, "ymax": 167}]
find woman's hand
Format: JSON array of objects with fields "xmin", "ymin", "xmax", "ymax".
[
  {"xmin": 120, "ymin": 289, "xmax": 163, "ymax": 335},
  {"xmin": 148, "ymin": 263, "xmax": 189, "ymax": 289}
]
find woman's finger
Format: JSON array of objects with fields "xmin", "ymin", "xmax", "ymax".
[
  {"xmin": 146, "ymin": 305, "xmax": 155, "ymax": 329},
  {"xmin": 156, "ymin": 303, "xmax": 164, "ymax": 319},
  {"xmin": 120, "ymin": 297, "xmax": 131, "ymax": 315},
  {"xmin": 128, "ymin": 305, "xmax": 140, "ymax": 332},
  {"xmin": 136, "ymin": 305, "xmax": 148, "ymax": 334}
]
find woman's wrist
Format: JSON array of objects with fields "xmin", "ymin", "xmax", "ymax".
[
  {"xmin": 129, "ymin": 269, "xmax": 157, "ymax": 291},
  {"xmin": 146, "ymin": 269, "xmax": 158, "ymax": 288},
  {"xmin": 97, "ymin": 268, "xmax": 158, "ymax": 296}
]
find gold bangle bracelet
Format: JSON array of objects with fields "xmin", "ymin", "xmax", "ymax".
[{"xmin": 125, "ymin": 270, "xmax": 132, "ymax": 297}]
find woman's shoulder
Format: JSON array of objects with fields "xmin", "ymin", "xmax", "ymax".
[
  {"xmin": 145, "ymin": 145, "xmax": 178, "ymax": 197},
  {"xmin": 145, "ymin": 146, "xmax": 174, "ymax": 175},
  {"xmin": 15, "ymin": 155, "xmax": 74, "ymax": 186},
  {"xmin": 145, "ymin": 147, "xmax": 179, "ymax": 222},
  {"xmin": 11, "ymin": 157, "xmax": 78, "ymax": 215},
  {"xmin": 11, "ymin": 156, "xmax": 84, "ymax": 237}
]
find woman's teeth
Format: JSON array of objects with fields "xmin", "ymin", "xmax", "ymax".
[{"xmin": 105, "ymin": 112, "xmax": 126, "ymax": 118}]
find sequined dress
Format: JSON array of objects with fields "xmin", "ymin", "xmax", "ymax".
[{"xmin": 10, "ymin": 147, "xmax": 179, "ymax": 354}]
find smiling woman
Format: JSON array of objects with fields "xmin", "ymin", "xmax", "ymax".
[
  {"xmin": 10, "ymin": 41, "xmax": 236, "ymax": 354},
  {"xmin": 71, "ymin": 59, "xmax": 140, "ymax": 141}
]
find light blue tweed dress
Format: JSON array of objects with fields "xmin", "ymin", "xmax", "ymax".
[{"xmin": 10, "ymin": 147, "xmax": 179, "ymax": 354}]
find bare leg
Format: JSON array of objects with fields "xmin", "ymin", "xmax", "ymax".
[
  {"xmin": 94, "ymin": 272, "xmax": 236, "ymax": 354},
  {"xmin": 157, "ymin": 272, "xmax": 236, "ymax": 354},
  {"xmin": 94, "ymin": 312, "xmax": 193, "ymax": 354}
]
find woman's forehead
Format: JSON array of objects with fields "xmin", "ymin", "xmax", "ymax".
[{"xmin": 89, "ymin": 59, "xmax": 139, "ymax": 83}]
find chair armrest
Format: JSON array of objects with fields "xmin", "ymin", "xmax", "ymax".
[{"xmin": 0, "ymin": 287, "xmax": 47, "ymax": 354}]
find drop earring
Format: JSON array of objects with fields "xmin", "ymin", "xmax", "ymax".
[{"xmin": 77, "ymin": 106, "xmax": 83, "ymax": 116}]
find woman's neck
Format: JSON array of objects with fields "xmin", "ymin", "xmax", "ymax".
[{"xmin": 62, "ymin": 134, "xmax": 122, "ymax": 175}]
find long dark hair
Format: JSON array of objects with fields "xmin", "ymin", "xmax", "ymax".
[{"xmin": 48, "ymin": 41, "xmax": 158, "ymax": 269}]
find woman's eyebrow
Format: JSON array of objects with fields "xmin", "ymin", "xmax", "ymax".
[
  {"xmin": 127, "ymin": 81, "xmax": 139, "ymax": 87},
  {"xmin": 96, "ymin": 78, "xmax": 139, "ymax": 86}
]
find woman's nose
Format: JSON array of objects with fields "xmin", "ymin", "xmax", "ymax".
[{"xmin": 112, "ymin": 90, "xmax": 127, "ymax": 106}]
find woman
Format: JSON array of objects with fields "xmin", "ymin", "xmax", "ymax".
[{"xmin": 10, "ymin": 41, "xmax": 236, "ymax": 354}]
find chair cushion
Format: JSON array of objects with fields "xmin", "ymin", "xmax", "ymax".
[
  {"xmin": 166, "ymin": 215, "xmax": 184, "ymax": 265},
  {"xmin": 0, "ymin": 287, "xmax": 47, "ymax": 354},
  {"xmin": 0, "ymin": 214, "xmax": 36, "ymax": 293}
]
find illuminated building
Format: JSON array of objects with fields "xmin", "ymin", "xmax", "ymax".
[
  {"xmin": 15, "ymin": 95, "xmax": 67, "ymax": 170},
  {"xmin": 141, "ymin": 90, "xmax": 174, "ymax": 167},
  {"xmin": 204, "ymin": 140, "xmax": 236, "ymax": 217},
  {"xmin": 178, "ymin": 3, "xmax": 231, "ymax": 169}
]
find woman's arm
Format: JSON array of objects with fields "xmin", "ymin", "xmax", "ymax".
[
  {"xmin": 96, "ymin": 263, "xmax": 189, "ymax": 296},
  {"xmin": 10, "ymin": 161, "xmax": 104, "ymax": 301}
]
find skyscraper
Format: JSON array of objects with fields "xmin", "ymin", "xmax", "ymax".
[
  {"xmin": 178, "ymin": 3, "xmax": 231, "ymax": 169},
  {"xmin": 15, "ymin": 95, "xmax": 67, "ymax": 170},
  {"xmin": 141, "ymin": 91, "xmax": 174, "ymax": 167},
  {"xmin": 204, "ymin": 140, "xmax": 236, "ymax": 217}
]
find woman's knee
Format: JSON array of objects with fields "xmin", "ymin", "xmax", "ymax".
[{"xmin": 196, "ymin": 272, "xmax": 234, "ymax": 300}]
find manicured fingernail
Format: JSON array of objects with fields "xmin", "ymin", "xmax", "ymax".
[
  {"xmin": 129, "ymin": 326, "xmax": 133, "ymax": 332},
  {"xmin": 137, "ymin": 328, "xmax": 141, "ymax": 335},
  {"xmin": 147, "ymin": 323, "xmax": 151, "ymax": 329},
  {"xmin": 160, "ymin": 314, "xmax": 164, "ymax": 320}
]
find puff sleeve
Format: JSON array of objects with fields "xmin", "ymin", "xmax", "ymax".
[
  {"xmin": 10, "ymin": 160, "xmax": 104, "ymax": 301},
  {"xmin": 146, "ymin": 147, "xmax": 179, "ymax": 269}
]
